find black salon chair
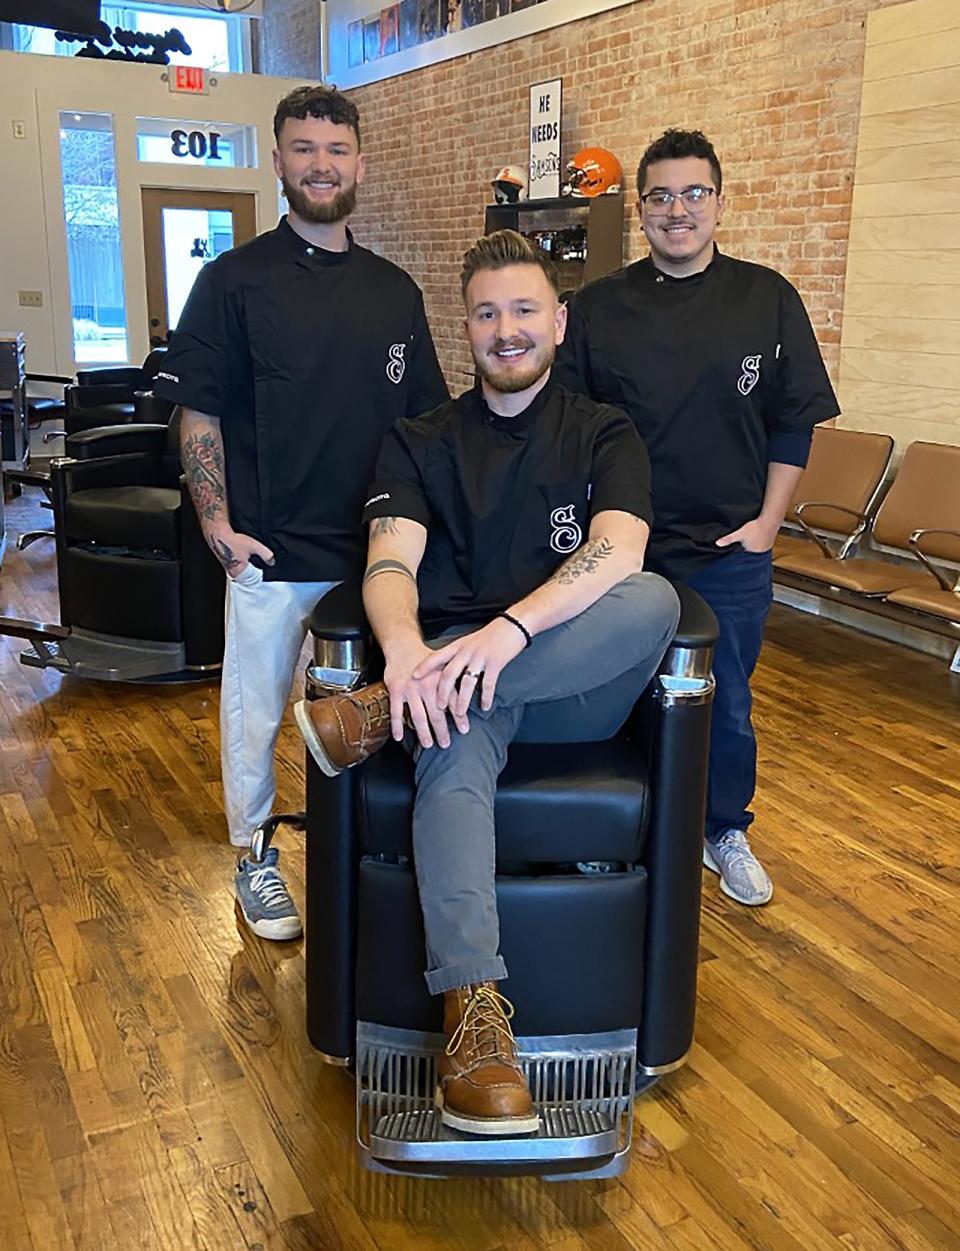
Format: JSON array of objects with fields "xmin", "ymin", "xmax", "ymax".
[
  {"xmin": 62, "ymin": 348, "xmax": 173, "ymax": 436},
  {"xmin": 0, "ymin": 409, "xmax": 225, "ymax": 681},
  {"xmin": 0, "ymin": 371, "xmax": 71, "ymax": 434},
  {"xmin": 5, "ymin": 349, "xmax": 172, "ymax": 549},
  {"xmin": 296, "ymin": 580, "xmax": 717, "ymax": 1175}
]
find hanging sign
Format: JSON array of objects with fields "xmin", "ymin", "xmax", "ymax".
[
  {"xmin": 56, "ymin": 25, "xmax": 192, "ymax": 65},
  {"xmin": 529, "ymin": 78, "xmax": 562, "ymax": 200}
]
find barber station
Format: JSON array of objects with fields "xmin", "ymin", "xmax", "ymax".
[{"xmin": 0, "ymin": 0, "xmax": 957, "ymax": 1245}]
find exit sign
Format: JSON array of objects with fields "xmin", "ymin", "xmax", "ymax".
[{"xmin": 169, "ymin": 66, "xmax": 208, "ymax": 95}]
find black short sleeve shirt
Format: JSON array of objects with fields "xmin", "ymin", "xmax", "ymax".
[
  {"xmin": 553, "ymin": 249, "xmax": 839, "ymax": 577},
  {"xmin": 362, "ymin": 381, "xmax": 652, "ymax": 633},
  {"xmin": 153, "ymin": 217, "xmax": 449, "ymax": 582}
]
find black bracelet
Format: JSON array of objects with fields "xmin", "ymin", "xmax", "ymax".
[{"xmin": 497, "ymin": 610, "xmax": 532, "ymax": 648}]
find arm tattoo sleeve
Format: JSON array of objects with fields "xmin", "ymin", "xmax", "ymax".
[
  {"xmin": 548, "ymin": 537, "xmax": 614, "ymax": 586},
  {"xmin": 363, "ymin": 558, "xmax": 415, "ymax": 586},
  {"xmin": 370, "ymin": 515, "xmax": 401, "ymax": 538},
  {"xmin": 182, "ymin": 430, "xmax": 228, "ymax": 523}
]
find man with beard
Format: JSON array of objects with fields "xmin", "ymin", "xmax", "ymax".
[
  {"xmin": 294, "ymin": 231, "xmax": 679, "ymax": 1135},
  {"xmin": 154, "ymin": 86, "xmax": 448, "ymax": 939}
]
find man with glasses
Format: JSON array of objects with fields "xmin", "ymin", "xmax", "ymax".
[{"xmin": 555, "ymin": 128, "xmax": 838, "ymax": 907}]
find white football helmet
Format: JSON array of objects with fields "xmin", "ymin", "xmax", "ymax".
[{"xmin": 492, "ymin": 165, "xmax": 528, "ymax": 204}]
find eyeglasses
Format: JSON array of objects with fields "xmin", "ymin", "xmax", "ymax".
[{"xmin": 640, "ymin": 186, "xmax": 717, "ymax": 214}]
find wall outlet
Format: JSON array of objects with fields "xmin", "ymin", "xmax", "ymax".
[
  {"xmin": 12, "ymin": 120, "xmax": 27, "ymax": 140},
  {"xmin": 18, "ymin": 290, "xmax": 43, "ymax": 308}
]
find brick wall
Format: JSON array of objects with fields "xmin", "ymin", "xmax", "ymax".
[
  {"xmin": 330, "ymin": 0, "xmax": 906, "ymax": 394},
  {"xmin": 260, "ymin": 0, "xmax": 321, "ymax": 79}
]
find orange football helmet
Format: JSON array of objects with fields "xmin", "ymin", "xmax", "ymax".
[{"xmin": 564, "ymin": 148, "xmax": 623, "ymax": 197}]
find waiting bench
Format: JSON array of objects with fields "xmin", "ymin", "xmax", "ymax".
[{"xmin": 773, "ymin": 437, "xmax": 960, "ymax": 663}]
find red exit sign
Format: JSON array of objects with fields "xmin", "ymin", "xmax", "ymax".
[{"xmin": 169, "ymin": 65, "xmax": 208, "ymax": 95}]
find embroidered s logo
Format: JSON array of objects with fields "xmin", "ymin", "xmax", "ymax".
[
  {"xmin": 386, "ymin": 343, "xmax": 406, "ymax": 385},
  {"xmin": 550, "ymin": 504, "xmax": 582, "ymax": 554},
  {"xmin": 737, "ymin": 354, "xmax": 762, "ymax": 396}
]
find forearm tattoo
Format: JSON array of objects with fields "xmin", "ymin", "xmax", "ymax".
[
  {"xmin": 549, "ymin": 537, "xmax": 614, "ymax": 586},
  {"xmin": 363, "ymin": 558, "xmax": 415, "ymax": 585},
  {"xmin": 370, "ymin": 515, "xmax": 400, "ymax": 538},
  {"xmin": 182, "ymin": 430, "xmax": 227, "ymax": 523}
]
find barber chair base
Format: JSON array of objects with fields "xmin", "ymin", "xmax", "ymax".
[
  {"xmin": 357, "ymin": 1022, "xmax": 637, "ymax": 1179},
  {"xmin": 10, "ymin": 621, "xmax": 218, "ymax": 683}
]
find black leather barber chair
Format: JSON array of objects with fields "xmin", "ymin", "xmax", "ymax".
[
  {"xmin": 272, "ymin": 581, "xmax": 717, "ymax": 1178},
  {"xmin": 62, "ymin": 349, "xmax": 173, "ymax": 436},
  {"xmin": 0, "ymin": 371, "xmax": 71, "ymax": 445},
  {"xmin": 6, "ymin": 351, "xmax": 173, "ymax": 550},
  {"xmin": 0, "ymin": 409, "xmax": 225, "ymax": 681}
]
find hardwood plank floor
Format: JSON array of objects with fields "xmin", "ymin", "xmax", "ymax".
[{"xmin": 0, "ymin": 488, "xmax": 957, "ymax": 1250}]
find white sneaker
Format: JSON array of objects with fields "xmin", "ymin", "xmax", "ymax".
[{"xmin": 703, "ymin": 830, "xmax": 773, "ymax": 906}]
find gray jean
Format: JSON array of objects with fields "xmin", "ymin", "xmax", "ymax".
[{"xmin": 411, "ymin": 572, "xmax": 681, "ymax": 995}]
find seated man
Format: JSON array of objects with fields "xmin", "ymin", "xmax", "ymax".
[{"xmin": 296, "ymin": 230, "xmax": 680, "ymax": 1136}]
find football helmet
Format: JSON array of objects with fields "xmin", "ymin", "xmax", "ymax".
[
  {"xmin": 492, "ymin": 165, "xmax": 528, "ymax": 204},
  {"xmin": 563, "ymin": 148, "xmax": 623, "ymax": 197}
]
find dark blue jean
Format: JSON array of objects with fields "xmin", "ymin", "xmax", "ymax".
[{"xmin": 684, "ymin": 549, "xmax": 773, "ymax": 844}]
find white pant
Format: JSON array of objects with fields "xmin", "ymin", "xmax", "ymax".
[{"xmin": 221, "ymin": 564, "xmax": 338, "ymax": 846}]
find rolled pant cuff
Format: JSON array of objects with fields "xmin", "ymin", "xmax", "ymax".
[{"xmin": 424, "ymin": 956, "xmax": 508, "ymax": 996}]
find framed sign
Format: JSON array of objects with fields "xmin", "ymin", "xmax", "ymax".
[{"xmin": 528, "ymin": 77, "xmax": 561, "ymax": 200}]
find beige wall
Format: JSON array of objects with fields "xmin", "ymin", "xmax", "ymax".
[
  {"xmin": 0, "ymin": 51, "xmax": 290, "ymax": 377},
  {"xmin": 838, "ymin": 0, "xmax": 960, "ymax": 453}
]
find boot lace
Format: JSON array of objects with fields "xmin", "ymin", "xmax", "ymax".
[
  {"xmin": 357, "ymin": 686, "xmax": 391, "ymax": 734},
  {"xmin": 445, "ymin": 985, "xmax": 519, "ymax": 1065}
]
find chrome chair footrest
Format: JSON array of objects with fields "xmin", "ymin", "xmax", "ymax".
[{"xmin": 356, "ymin": 1021, "xmax": 638, "ymax": 1179}]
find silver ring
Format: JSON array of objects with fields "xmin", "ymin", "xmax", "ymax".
[{"xmin": 463, "ymin": 668, "xmax": 481, "ymax": 679}]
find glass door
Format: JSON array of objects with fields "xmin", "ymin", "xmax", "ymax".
[{"xmin": 141, "ymin": 189, "xmax": 256, "ymax": 346}]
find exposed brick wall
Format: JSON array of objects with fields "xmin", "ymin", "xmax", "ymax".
[
  {"xmin": 328, "ymin": 0, "xmax": 906, "ymax": 395},
  {"xmin": 260, "ymin": 0, "xmax": 321, "ymax": 79}
]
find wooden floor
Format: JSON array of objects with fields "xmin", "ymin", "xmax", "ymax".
[{"xmin": 0, "ymin": 489, "xmax": 958, "ymax": 1251}]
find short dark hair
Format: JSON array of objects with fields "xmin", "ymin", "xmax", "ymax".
[
  {"xmin": 273, "ymin": 85, "xmax": 361, "ymax": 148},
  {"xmin": 460, "ymin": 230, "xmax": 559, "ymax": 300},
  {"xmin": 636, "ymin": 128, "xmax": 722, "ymax": 196}
]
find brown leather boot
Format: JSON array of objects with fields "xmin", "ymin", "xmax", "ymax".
[
  {"xmin": 436, "ymin": 982, "xmax": 539, "ymax": 1136},
  {"xmin": 294, "ymin": 682, "xmax": 392, "ymax": 776}
]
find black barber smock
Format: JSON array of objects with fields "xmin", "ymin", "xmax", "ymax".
[
  {"xmin": 554, "ymin": 250, "xmax": 839, "ymax": 578},
  {"xmin": 154, "ymin": 217, "xmax": 448, "ymax": 582},
  {"xmin": 362, "ymin": 380, "xmax": 652, "ymax": 635}
]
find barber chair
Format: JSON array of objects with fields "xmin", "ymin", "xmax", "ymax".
[
  {"xmin": 261, "ymin": 580, "xmax": 717, "ymax": 1178},
  {"xmin": 6, "ymin": 349, "xmax": 173, "ymax": 550},
  {"xmin": 60, "ymin": 347, "xmax": 172, "ymax": 436},
  {"xmin": 0, "ymin": 409, "xmax": 225, "ymax": 681}
]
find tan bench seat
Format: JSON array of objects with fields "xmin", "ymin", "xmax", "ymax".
[
  {"xmin": 774, "ymin": 551, "xmax": 938, "ymax": 596},
  {"xmin": 886, "ymin": 584, "xmax": 960, "ymax": 623},
  {"xmin": 772, "ymin": 533, "xmax": 812, "ymax": 562}
]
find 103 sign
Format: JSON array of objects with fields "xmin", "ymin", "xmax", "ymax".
[{"xmin": 170, "ymin": 128, "xmax": 222, "ymax": 160}]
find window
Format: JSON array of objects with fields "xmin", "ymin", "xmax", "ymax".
[
  {"xmin": 8, "ymin": 5, "xmax": 248, "ymax": 73},
  {"xmin": 135, "ymin": 118, "xmax": 258, "ymax": 168},
  {"xmin": 59, "ymin": 112, "xmax": 128, "ymax": 364}
]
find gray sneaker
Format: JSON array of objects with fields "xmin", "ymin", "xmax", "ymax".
[
  {"xmin": 235, "ymin": 847, "xmax": 303, "ymax": 940},
  {"xmin": 703, "ymin": 830, "xmax": 773, "ymax": 906}
]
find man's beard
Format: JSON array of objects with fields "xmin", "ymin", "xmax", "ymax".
[
  {"xmin": 474, "ymin": 339, "xmax": 555, "ymax": 395},
  {"xmin": 282, "ymin": 175, "xmax": 357, "ymax": 224}
]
